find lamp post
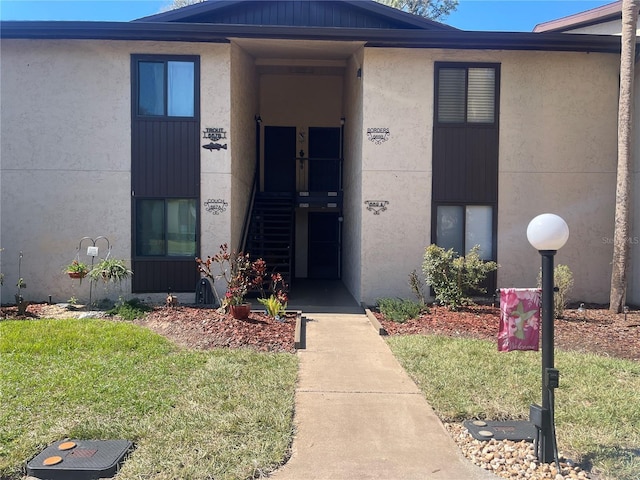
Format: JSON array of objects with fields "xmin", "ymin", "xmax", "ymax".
[{"xmin": 526, "ymin": 213, "xmax": 569, "ymax": 464}]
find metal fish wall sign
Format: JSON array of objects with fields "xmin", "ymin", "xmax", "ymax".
[{"xmin": 202, "ymin": 142, "xmax": 228, "ymax": 151}]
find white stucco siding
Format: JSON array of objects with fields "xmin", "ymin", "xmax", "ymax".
[
  {"xmin": 0, "ymin": 39, "xmax": 233, "ymax": 304},
  {"xmin": 227, "ymin": 42, "xmax": 257, "ymax": 253},
  {"xmin": 341, "ymin": 50, "xmax": 365, "ymax": 301},
  {"xmin": 358, "ymin": 47, "xmax": 619, "ymax": 305},
  {"xmin": 628, "ymin": 68, "xmax": 640, "ymax": 305},
  {"xmin": 563, "ymin": 19, "xmax": 640, "ymax": 36},
  {"xmin": 498, "ymin": 50, "xmax": 619, "ymax": 303},
  {"xmin": 1, "ymin": 39, "xmax": 132, "ymax": 304},
  {"xmin": 200, "ymin": 43, "xmax": 233, "ymax": 264},
  {"xmin": 360, "ymin": 48, "xmax": 432, "ymax": 305}
]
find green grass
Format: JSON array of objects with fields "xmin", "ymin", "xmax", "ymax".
[
  {"xmin": 0, "ymin": 318, "xmax": 298, "ymax": 480},
  {"xmin": 386, "ymin": 335, "xmax": 640, "ymax": 480}
]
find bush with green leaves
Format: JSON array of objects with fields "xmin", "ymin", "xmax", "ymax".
[
  {"xmin": 422, "ymin": 244, "xmax": 498, "ymax": 311},
  {"xmin": 537, "ymin": 264, "xmax": 573, "ymax": 319},
  {"xmin": 107, "ymin": 298, "xmax": 152, "ymax": 320},
  {"xmin": 376, "ymin": 297, "xmax": 425, "ymax": 323}
]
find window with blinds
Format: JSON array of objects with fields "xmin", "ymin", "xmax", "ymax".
[{"xmin": 437, "ymin": 65, "xmax": 496, "ymax": 124}]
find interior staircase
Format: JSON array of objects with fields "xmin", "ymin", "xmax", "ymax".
[{"xmin": 245, "ymin": 193, "xmax": 294, "ymax": 286}]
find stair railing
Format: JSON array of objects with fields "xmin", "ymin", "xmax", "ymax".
[{"xmin": 239, "ymin": 169, "xmax": 258, "ymax": 253}]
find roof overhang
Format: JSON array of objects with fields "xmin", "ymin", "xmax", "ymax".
[
  {"xmin": 0, "ymin": 21, "xmax": 623, "ymax": 54},
  {"xmin": 534, "ymin": 1, "xmax": 621, "ymax": 33}
]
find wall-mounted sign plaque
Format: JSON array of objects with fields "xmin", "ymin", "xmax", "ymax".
[
  {"xmin": 367, "ymin": 128, "xmax": 390, "ymax": 145},
  {"xmin": 203, "ymin": 128, "xmax": 227, "ymax": 141},
  {"xmin": 204, "ymin": 199, "xmax": 228, "ymax": 215},
  {"xmin": 364, "ymin": 200, "xmax": 389, "ymax": 215},
  {"xmin": 202, "ymin": 142, "xmax": 227, "ymax": 151}
]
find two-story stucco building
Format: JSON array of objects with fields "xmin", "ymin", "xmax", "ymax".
[{"xmin": 0, "ymin": 0, "xmax": 636, "ymax": 307}]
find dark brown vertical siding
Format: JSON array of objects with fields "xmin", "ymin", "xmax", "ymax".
[
  {"xmin": 198, "ymin": 1, "xmax": 406, "ymax": 28},
  {"xmin": 132, "ymin": 120, "xmax": 199, "ymax": 197},
  {"xmin": 131, "ymin": 55, "xmax": 200, "ymax": 293},
  {"xmin": 433, "ymin": 126, "xmax": 498, "ymax": 204},
  {"xmin": 132, "ymin": 260, "xmax": 198, "ymax": 293}
]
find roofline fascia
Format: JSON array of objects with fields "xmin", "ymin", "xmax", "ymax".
[
  {"xmin": 534, "ymin": 0, "xmax": 621, "ymax": 33},
  {"xmin": 0, "ymin": 21, "xmax": 623, "ymax": 53}
]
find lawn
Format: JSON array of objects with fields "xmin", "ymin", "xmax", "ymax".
[
  {"xmin": 387, "ymin": 335, "xmax": 640, "ymax": 480},
  {"xmin": 0, "ymin": 318, "xmax": 298, "ymax": 480}
]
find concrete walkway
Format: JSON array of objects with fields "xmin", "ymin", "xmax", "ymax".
[{"xmin": 272, "ymin": 312, "xmax": 495, "ymax": 480}]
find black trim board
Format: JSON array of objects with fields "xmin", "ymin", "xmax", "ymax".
[{"xmin": 0, "ymin": 21, "xmax": 623, "ymax": 53}]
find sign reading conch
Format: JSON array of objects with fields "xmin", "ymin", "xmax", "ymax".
[{"xmin": 204, "ymin": 199, "xmax": 228, "ymax": 215}]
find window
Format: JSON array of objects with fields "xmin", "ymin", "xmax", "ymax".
[
  {"xmin": 136, "ymin": 199, "xmax": 197, "ymax": 257},
  {"xmin": 437, "ymin": 65, "xmax": 496, "ymax": 124},
  {"xmin": 136, "ymin": 58, "xmax": 196, "ymax": 118},
  {"xmin": 435, "ymin": 205, "xmax": 494, "ymax": 260}
]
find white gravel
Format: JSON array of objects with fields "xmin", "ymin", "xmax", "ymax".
[{"xmin": 445, "ymin": 423, "xmax": 592, "ymax": 480}]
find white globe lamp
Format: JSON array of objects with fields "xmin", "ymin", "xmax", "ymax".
[{"xmin": 527, "ymin": 213, "xmax": 569, "ymax": 251}]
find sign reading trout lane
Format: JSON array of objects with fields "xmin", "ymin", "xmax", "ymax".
[{"xmin": 202, "ymin": 127, "xmax": 228, "ymax": 151}]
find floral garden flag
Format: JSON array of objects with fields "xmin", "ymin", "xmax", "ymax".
[{"xmin": 498, "ymin": 288, "xmax": 541, "ymax": 352}]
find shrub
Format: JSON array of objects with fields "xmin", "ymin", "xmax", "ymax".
[
  {"xmin": 107, "ymin": 298, "xmax": 152, "ymax": 320},
  {"xmin": 408, "ymin": 269, "xmax": 427, "ymax": 305},
  {"xmin": 376, "ymin": 297, "xmax": 424, "ymax": 323},
  {"xmin": 537, "ymin": 264, "xmax": 573, "ymax": 319},
  {"xmin": 422, "ymin": 244, "xmax": 498, "ymax": 311}
]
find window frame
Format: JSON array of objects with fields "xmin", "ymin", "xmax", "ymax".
[
  {"xmin": 133, "ymin": 197, "xmax": 199, "ymax": 260},
  {"xmin": 131, "ymin": 54, "xmax": 200, "ymax": 121},
  {"xmin": 432, "ymin": 202, "xmax": 498, "ymax": 262},
  {"xmin": 434, "ymin": 62, "xmax": 500, "ymax": 127}
]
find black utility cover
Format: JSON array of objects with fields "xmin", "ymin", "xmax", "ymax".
[
  {"xmin": 464, "ymin": 420, "xmax": 537, "ymax": 442},
  {"xmin": 26, "ymin": 439, "xmax": 132, "ymax": 480}
]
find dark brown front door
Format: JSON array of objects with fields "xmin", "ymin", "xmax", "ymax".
[
  {"xmin": 308, "ymin": 212, "xmax": 340, "ymax": 279},
  {"xmin": 308, "ymin": 127, "xmax": 341, "ymax": 192},
  {"xmin": 264, "ymin": 126, "xmax": 296, "ymax": 193}
]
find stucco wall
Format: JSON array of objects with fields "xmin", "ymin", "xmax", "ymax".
[
  {"xmin": 360, "ymin": 48, "xmax": 432, "ymax": 305},
  {"xmin": 0, "ymin": 39, "xmax": 232, "ymax": 304},
  {"xmin": 498, "ymin": 50, "xmax": 619, "ymax": 304},
  {"xmin": 564, "ymin": 19, "xmax": 640, "ymax": 35},
  {"xmin": 341, "ymin": 50, "xmax": 365, "ymax": 302},
  {"xmin": 628, "ymin": 68, "xmax": 640, "ymax": 305},
  {"xmin": 228, "ymin": 43, "xmax": 258, "ymax": 253},
  {"xmin": 358, "ymin": 47, "xmax": 619, "ymax": 305}
]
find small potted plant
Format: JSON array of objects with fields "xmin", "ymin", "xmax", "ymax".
[
  {"xmin": 65, "ymin": 260, "xmax": 89, "ymax": 279},
  {"xmin": 197, "ymin": 244, "xmax": 263, "ymax": 319}
]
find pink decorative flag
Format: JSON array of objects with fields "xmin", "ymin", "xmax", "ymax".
[{"xmin": 498, "ymin": 288, "xmax": 541, "ymax": 352}]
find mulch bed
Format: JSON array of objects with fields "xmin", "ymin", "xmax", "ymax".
[
  {"xmin": 137, "ymin": 306, "xmax": 297, "ymax": 353},
  {"xmin": 375, "ymin": 304, "xmax": 640, "ymax": 362},
  {"xmin": 3, "ymin": 303, "xmax": 639, "ymax": 361}
]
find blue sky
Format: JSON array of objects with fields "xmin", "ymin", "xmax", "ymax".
[{"xmin": 0, "ymin": 0, "xmax": 614, "ymax": 32}]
